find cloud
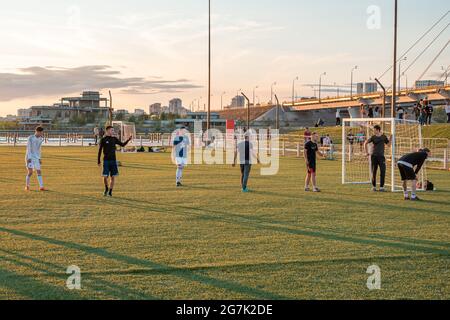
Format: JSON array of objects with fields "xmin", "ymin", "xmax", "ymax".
[{"xmin": 0, "ymin": 65, "xmax": 201, "ymax": 102}]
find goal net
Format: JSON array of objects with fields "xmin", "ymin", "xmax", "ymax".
[
  {"xmin": 342, "ymin": 118, "xmax": 426, "ymax": 192},
  {"xmin": 112, "ymin": 121, "xmax": 137, "ymax": 152}
]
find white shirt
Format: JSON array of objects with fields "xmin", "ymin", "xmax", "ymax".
[
  {"xmin": 336, "ymin": 110, "xmax": 340, "ymax": 117},
  {"xmin": 446, "ymin": 104, "xmax": 450, "ymax": 114},
  {"xmin": 26, "ymin": 135, "xmax": 44, "ymax": 160}
]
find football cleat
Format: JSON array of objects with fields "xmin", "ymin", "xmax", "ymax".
[
  {"xmin": 25, "ymin": 186, "xmax": 30, "ymax": 192},
  {"xmin": 39, "ymin": 187, "xmax": 48, "ymax": 192}
]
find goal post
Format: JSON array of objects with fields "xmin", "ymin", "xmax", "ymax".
[
  {"xmin": 112, "ymin": 121, "xmax": 137, "ymax": 152},
  {"xmin": 342, "ymin": 118, "xmax": 426, "ymax": 192}
]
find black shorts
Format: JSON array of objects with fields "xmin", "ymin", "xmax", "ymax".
[
  {"xmin": 398, "ymin": 163, "xmax": 416, "ymax": 181},
  {"xmin": 307, "ymin": 161, "xmax": 316, "ymax": 173}
]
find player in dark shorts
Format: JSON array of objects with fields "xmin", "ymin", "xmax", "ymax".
[
  {"xmin": 397, "ymin": 148, "xmax": 430, "ymax": 201},
  {"xmin": 98, "ymin": 126, "xmax": 132, "ymax": 197},
  {"xmin": 364, "ymin": 125, "xmax": 390, "ymax": 192},
  {"xmin": 304, "ymin": 132, "xmax": 324, "ymax": 192}
]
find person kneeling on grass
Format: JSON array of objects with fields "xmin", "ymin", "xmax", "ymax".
[
  {"xmin": 233, "ymin": 131, "xmax": 260, "ymax": 193},
  {"xmin": 304, "ymin": 132, "xmax": 324, "ymax": 192},
  {"xmin": 97, "ymin": 126, "xmax": 132, "ymax": 197},
  {"xmin": 397, "ymin": 148, "xmax": 431, "ymax": 201}
]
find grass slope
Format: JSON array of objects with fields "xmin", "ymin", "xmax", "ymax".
[{"xmin": 0, "ymin": 147, "xmax": 449, "ymax": 300}]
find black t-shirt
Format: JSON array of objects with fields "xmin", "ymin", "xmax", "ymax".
[
  {"xmin": 305, "ymin": 141, "xmax": 318, "ymax": 163},
  {"xmin": 399, "ymin": 152, "xmax": 428, "ymax": 174},
  {"xmin": 368, "ymin": 134, "xmax": 389, "ymax": 157},
  {"xmin": 237, "ymin": 141, "xmax": 252, "ymax": 165},
  {"xmin": 98, "ymin": 136, "xmax": 130, "ymax": 163}
]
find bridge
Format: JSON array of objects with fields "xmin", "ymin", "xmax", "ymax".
[{"xmin": 284, "ymin": 85, "xmax": 450, "ymax": 117}]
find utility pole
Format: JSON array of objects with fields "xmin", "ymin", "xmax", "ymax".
[
  {"xmin": 391, "ymin": 0, "xmax": 398, "ymax": 118},
  {"xmin": 271, "ymin": 82, "xmax": 277, "ymax": 105}
]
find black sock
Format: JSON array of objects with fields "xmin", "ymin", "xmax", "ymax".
[
  {"xmin": 108, "ymin": 189, "xmax": 113, "ymax": 195},
  {"xmin": 104, "ymin": 185, "xmax": 109, "ymax": 192}
]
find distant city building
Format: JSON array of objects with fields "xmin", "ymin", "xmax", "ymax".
[
  {"xmin": 17, "ymin": 91, "xmax": 110, "ymax": 129},
  {"xmin": 356, "ymin": 82, "xmax": 378, "ymax": 94},
  {"xmin": 169, "ymin": 98, "xmax": 182, "ymax": 114},
  {"xmin": 149, "ymin": 103, "xmax": 162, "ymax": 115},
  {"xmin": 115, "ymin": 109, "xmax": 129, "ymax": 115},
  {"xmin": 415, "ymin": 80, "xmax": 445, "ymax": 89},
  {"xmin": 134, "ymin": 109, "xmax": 146, "ymax": 116},
  {"xmin": 230, "ymin": 96, "xmax": 245, "ymax": 108},
  {"xmin": 175, "ymin": 112, "xmax": 226, "ymax": 131}
]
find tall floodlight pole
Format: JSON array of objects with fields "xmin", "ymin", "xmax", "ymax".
[
  {"xmin": 391, "ymin": 0, "xmax": 398, "ymax": 118},
  {"xmin": 292, "ymin": 76, "xmax": 299, "ymax": 106},
  {"xmin": 319, "ymin": 72, "xmax": 326, "ymax": 102},
  {"xmin": 350, "ymin": 66, "xmax": 358, "ymax": 99},
  {"xmin": 207, "ymin": 0, "xmax": 211, "ymax": 131},
  {"xmin": 271, "ymin": 82, "xmax": 277, "ymax": 105}
]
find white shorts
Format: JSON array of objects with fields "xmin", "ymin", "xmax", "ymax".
[
  {"xmin": 26, "ymin": 159, "xmax": 41, "ymax": 171},
  {"xmin": 175, "ymin": 157, "xmax": 188, "ymax": 166}
]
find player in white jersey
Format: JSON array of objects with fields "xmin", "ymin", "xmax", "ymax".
[
  {"xmin": 25, "ymin": 126, "xmax": 47, "ymax": 191},
  {"xmin": 172, "ymin": 126, "xmax": 191, "ymax": 187}
]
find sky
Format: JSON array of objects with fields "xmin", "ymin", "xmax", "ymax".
[{"xmin": 0, "ymin": 0, "xmax": 448, "ymax": 116}]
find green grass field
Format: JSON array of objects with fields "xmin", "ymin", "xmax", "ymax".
[{"xmin": 0, "ymin": 146, "xmax": 449, "ymax": 300}]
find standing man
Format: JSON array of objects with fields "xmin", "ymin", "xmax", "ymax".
[
  {"xmin": 97, "ymin": 126, "xmax": 132, "ymax": 197},
  {"xmin": 304, "ymin": 127, "xmax": 312, "ymax": 142},
  {"xmin": 425, "ymin": 102, "xmax": 434, "ymax": 125},
  {"xmin": 93, "ymin": 127, "xmax": 99, "ymax": 145},
  {"xmin": 25, "ymin": 126, "xmax": 47, "ymax": 191},
  {"xmin": 233, "ymin": 131, "xmax": 259, "ymax": 192},
  {"xmin": 397, "ymin": 148, "xmax": 430, "ymax": 201},
  {"xmin": 364, "ymin": 125, "xmax": 390, "ymax": 192},
  {"xmin": 172, "ymin": 126, "xmax": 191, "ymax": 187},
  {"xmin": 335, "ymin": 109, "xmax": 341, "ymax": 126},
  {"xmin": 304, "ymin": 132, "xmax": 324, "ymax": 192},
  {"xmin": 446, "ymin": 100, "xmax": 450, "ymax": 123}
]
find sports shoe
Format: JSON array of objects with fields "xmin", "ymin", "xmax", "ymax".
[
  {"xmin": 25, "ymin": 186, "xmax": 30, "ymax": 192},
  {"xmin": 410, "ymin": 196, "xmax": 421, "ymax": 201},
  {"xmin": 371, "ymin": 187, "xmax": 377, "ymax": 192},
  {"xmin": 404, "ymin": 196, "xmax": 410, "ymax": 201},
  {"xmin": 313, "ymin": 188, "xmax": 321, "ymax": 193},
  {"xmin": 39, "ymin": 187, "xmax": 48, "ymax": 192},
  {"xmin": 379, "ymin": 188, "xmax": 386, "ymax": 192},
  {"xmin": 304, "ymin": 188, "xmax": 310, "ymax": 192},
  {"xmin": 242, "ymin": 188, "xmax": 250, "ymax": 193},
  {"xmin": 103, "ymin": 190, "xmax": 108, "ymax": 197},
  {"xmin": 176, "ymin": 182, "xmax": 183, "ymax": 187}
]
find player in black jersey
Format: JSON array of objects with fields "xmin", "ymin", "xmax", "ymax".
[
  {"xmin": 397, "ymin": 148, "xmax": 430, "ymax": 201},
  {"xmin": 98, "ymin": 126, "xmax": 132, "ymax": 197}
]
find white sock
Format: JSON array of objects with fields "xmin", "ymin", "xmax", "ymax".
[
  {"xmin": 37, "ymin": 175, "xmax": 44, "ymax": 188},
  {"xmin": 411, "ymin": 193, "xmax": 417, "ymax": 199},
  {"xmin": 26, "ymin": 175, "xmax": 31, "ymax": 187},
  {"xmin": 176, "ymin": 167, "xmax": 183, "ymax": 183}
]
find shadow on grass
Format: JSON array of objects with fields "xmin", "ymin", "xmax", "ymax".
[
  {"xmin": 0, "ymin": 227, "xmax": 287, "ymax": 300},
  {"xmin": 0, "ymin": 248, "xmax": 157, "ymax": 300},
  {"xmin": 51, "ymin": 190, "xmax": 450, "ymax": 256},
  {"xmin": 0, "ymin": 265, "xmax": 83, "ymax": 300}
]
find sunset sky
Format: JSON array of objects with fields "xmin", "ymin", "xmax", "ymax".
[{"xmin": 0, "ymin": 0, "xmax": 448, "ymax": 116}]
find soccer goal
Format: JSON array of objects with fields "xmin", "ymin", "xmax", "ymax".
[
  {"xmin": 342, "ymin": 118, "xmax": 426, "ymax": 192},
  {"xmin": 112, "ymin": 121, "xmax": 137, "ymax": 152}
]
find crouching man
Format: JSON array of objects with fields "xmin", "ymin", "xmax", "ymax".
[{"xmin": 397, "ymin": 148, "xmax": 431, "ymax": 201}]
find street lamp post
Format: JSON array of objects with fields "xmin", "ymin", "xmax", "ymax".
[
  {"xmin": 271, "ymin": 82, "xmax": 277, "ymax": 105},
  {"xmin": 292, "ymin": 76, "xmax": 299, "ymax": 106},
  {"xmin": 350, "ymin": 66, "xmax": 358, "ymax": 99},
  {"xmin": 319, "ymin": 72, "xmax": 326, "ymax": 102},
  {"xmin": 253, "ymin": 86, "xmax": 259, "ymax": 108},
  {"xmin": 221, "ymin": 92, "xmax": 226, "ymax": 110},
  {"xmin": 198, "ymin": 97, "xmax": 202, "ymax": 112},
  {"xmin": 398, "ymin": 56, "xmax": 407, "ymax": 93}
]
